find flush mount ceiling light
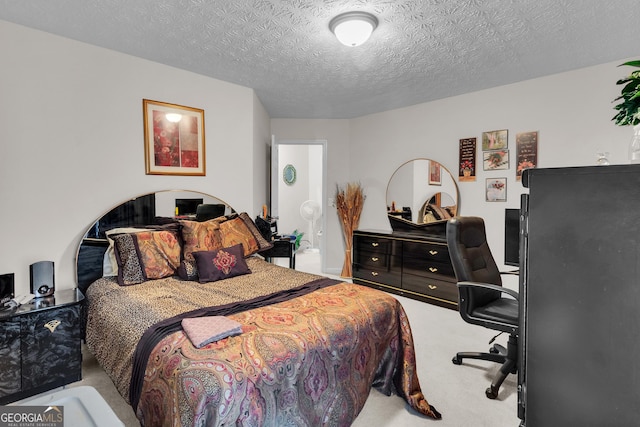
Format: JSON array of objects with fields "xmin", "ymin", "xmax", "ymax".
[{"xmin": 329, "ymin": 11, "xmax": 378, "ymax": 47}]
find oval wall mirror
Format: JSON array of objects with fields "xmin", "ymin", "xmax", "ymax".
[{"xmin": 386, "ymin": 158, "xmax": 459, "ymax": 233}]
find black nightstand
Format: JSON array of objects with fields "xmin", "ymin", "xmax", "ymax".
[
  {"xmin": 262, "ymin": 239, "xmax": 296, "ymax": 269},
  {"xmin": 0, "ymin": 288, "xmax": 84, "ymax": 404}
]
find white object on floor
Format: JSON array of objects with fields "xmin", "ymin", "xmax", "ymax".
[{"xmin": 11, "ymin": 385, "xmax": 124, "ymax": 427}]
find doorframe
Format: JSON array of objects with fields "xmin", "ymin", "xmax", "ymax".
[{"xmin": 271, "ymin": 137, "xmax": 327, "ymax": 273}]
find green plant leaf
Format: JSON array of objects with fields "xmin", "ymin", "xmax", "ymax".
[{"xmin": 620, "ymin": 60, "xmax": 640, "ymax": 68}]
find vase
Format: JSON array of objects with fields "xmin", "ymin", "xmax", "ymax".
[{"xmin": 629, "ymin": 124, "xmax": 640, "ymax": 163}]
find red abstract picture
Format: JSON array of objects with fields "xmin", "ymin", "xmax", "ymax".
[{"xmin": 143, "ymin": 99, "xmax": 205, "ymax": 176}]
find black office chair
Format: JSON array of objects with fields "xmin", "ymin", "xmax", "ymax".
[
  {"xmin": 446, "ymin": 216, "xmax": 519, "ymax": 399},
  {"xmin": 195, "ymin": 204, "xmax": 226, "ymax": 221}
]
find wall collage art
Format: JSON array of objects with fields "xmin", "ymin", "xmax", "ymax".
[{"xmin": 457, "ymin": 129, "xmax": 538, "ymax": 202}]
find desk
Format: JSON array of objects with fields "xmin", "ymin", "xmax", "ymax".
[{"xmin": 262, "ymin": 239, "xmax": 296, "ymax": 269}]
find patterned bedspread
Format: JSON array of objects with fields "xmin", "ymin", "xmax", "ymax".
[{"xmin": 85, "ymin": 257, "xmax": 440, "ymax": 426}]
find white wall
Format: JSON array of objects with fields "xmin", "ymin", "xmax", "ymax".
[
  {"xmin": 349, "ymin": 59, "xmax": 635, "ymax": 268},
  {"xmin": 0, "ymin": 20, "xmax": 263, "ymax": 294}
]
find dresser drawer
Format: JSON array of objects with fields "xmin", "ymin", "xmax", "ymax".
[
  {"xmin": 403, "ymin": 241, "xmax": 451, "ymax": 263},
  {"xmin": 403, "ymin": 257, "xmax": 455, "ymax": 278},
  {"xmin": 353, "ymin": 261, "xmax": 402, "ymax": 287},
  {"xmin": 402, "ymin": 274, "xmax": 458, "ymax": 304},
  {"xmin": 355, "ymin": 249, "xmax": 391, "ymax": 269},
  {"xmin": 355, "ymin": 235, "xmax": 394, "ymax": 255}
]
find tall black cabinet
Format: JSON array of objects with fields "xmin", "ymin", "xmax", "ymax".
[{"xmin": 518, "ymin": 165, "xmax": 640, "ymax": 427}]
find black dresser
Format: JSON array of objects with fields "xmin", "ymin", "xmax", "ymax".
[
  {"xmin": 352, "ymin": 229, "xmax": 458, "ymax": 309},
  {"xmin": 0, "ymin": 289, "xmax": 84, "ymax": 404}
]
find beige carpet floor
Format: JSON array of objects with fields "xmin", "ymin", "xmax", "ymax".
[{"xmin": 67, "ymin": 252, "xmax": 520, "ymax": 426}]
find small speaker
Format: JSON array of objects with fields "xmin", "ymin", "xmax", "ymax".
[{"xmin": 30, "ymin": 261, "xmax": 55, "ymax": 298}]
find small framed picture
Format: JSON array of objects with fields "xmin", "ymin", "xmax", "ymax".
[
  {"xmin": 143, "ymin": 99, "xmax": 206, "ymax": 176},
  {"xmin": 483, "ymin": 150, "xmax": 509, "ymax": 170},
  {"xmin": 429, "ymin": 160, "xmax": 442, "ymax": 185},
  {"xmin": 482, "ymin": 129, "xmax": 508, "ymax": 150},
  {"xmin": 486, "ymin": 178, "xmax": 507, "ymax": 202}
]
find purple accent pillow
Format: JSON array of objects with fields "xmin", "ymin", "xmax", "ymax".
[{"xmin": 192, "ymin": 244, "xmax": 251, "ymax": 283}]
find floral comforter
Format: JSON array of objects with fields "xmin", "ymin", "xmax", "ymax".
[
  {"xmin": 136, "ymin": 282, "xmax": 440, "ymax": 426},
  {"xmin": 85, "ymin": 258, "xmax": 440, "ymax": 426}
]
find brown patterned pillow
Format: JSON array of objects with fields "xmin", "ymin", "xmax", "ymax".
[
  {"xmin": 179, "ymin": 219, "xmax": 224, "ymax": 262},
  {"xmin": 134, "ymin": 230, "xmax": 181, "ymax": 279},
  {"xmin": 112, "ymin": 230, "xmax": 181, "ymax": 285},
  {"xmin": 238, "ymin": 212, "xmax": 273, "ymax": 252},
  {"xmin": 219, "ymin": 217, "xmax": 260, "ymax": 257}
]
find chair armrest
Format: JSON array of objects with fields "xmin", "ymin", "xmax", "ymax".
[{"xmin": 457, "ymin": 281, "xmax": 519, "ymax": 300}]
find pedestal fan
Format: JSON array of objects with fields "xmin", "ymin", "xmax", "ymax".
[{"xmin": 300, "ymin": 200, "xmax": 322, "ymax": 251}]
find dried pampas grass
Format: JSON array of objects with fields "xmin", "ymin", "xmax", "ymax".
[{"xmin": 335, "ymin": 182, "xmax": 365, "ymax": 278}]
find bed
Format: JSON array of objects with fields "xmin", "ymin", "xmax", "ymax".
[{"xmin": 76, "ymin": 190, "xmax": 441, "ymax": 426}]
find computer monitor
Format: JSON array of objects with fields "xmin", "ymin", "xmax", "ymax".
[
  {"xmin": 504, "ymin": 208, "xmax": 520, "ymax": 267},
  {"xmin": 175, "ymin": 198, "xmax": 203, "ymax": 216}
]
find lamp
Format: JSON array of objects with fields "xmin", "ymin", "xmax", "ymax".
[
  {"xmin": 165, "ymin": 113, "xmax": 182, "ymax": 123},
  {"xmin": 329, "ymin": 11, "xmax": 378, "ymax": 47}
]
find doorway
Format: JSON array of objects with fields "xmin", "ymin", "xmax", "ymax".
[{"xmin": 271, "ymin": 137, "xmax": 327, "ymax": 273}]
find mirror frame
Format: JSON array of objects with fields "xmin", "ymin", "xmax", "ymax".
[{"xmin": 385, "ymin": 158, "xmax": 459, "ymax": 234}]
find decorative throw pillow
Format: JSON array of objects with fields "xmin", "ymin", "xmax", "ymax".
[
  {"xmin": 177, "ymin": 259, "xmax": 199, "ymax": 281},
  {"xmin": 181, "ymin": 316, "xmax": 243, "ymax": 348},
  {"xmin": 112, "ymin": 229, "xmax": 181, "ymax": 286},
  {"xmin": 239, "ymin": 212, "xmax": 273, "ymax": 252},
  {"xmin": 219, "ymin": 217, "xmax": 260, "ymax": 257},
  {"xmin": 179, "ymin": 219, "xmax": 224, "ymax": 262},
  {"xmin": 103, "ymin": 227, "xmax": 149, "ymax": 277},
  {"xmin": 112, "ymin": 234, "xmax": 145, "ymax": 286},
  {"xmin": 134, "ymin": 230, "xmax": 181, "ymax": 279},
  {"xmin": 192, "ymin": 244, "xmax": 251, "ymax": 283}
]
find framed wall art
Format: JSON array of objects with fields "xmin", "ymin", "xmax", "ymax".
[
  {"xmin": 483, "ymin": 150, "xmax": 509, "ymax": 170},
  {"xmin": 482, "ymin": 129, "xmax": 508, "ymax": 150},
  {"xmin": 458, "ymin": 137, "xmax": 477, "ymax": 182},
  {"xmin": 486, "ymin": 177, "xmax": 507, "ymax": 202},
  {"xmin": 516, "ymin": 131, "xmax": 538, "ymax": 181},
  {"xmin": 429, "ymin": 160, "xmax": 442, "ymax": 185},
  {"xmin": 143, "ymin": 99, "xmax": 206, "ymax": 176}
]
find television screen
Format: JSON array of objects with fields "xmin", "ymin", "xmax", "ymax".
[
  {"xmin": 504, "ymin": 208, "xmax": 520, "ymax": 267},
  {"xmin": 175, "ymin": 198, "xmax": 203, "ymax": 216},
  {"xmin": 0, "ymin": 273, "xmax": 15, "ymax": 304}
]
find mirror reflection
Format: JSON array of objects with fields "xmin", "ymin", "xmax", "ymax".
[
  {"xmin": 386, "ymin": 159, "xmax": 459, "ymax": 229},
  {"xmin": 77, "ymin": 190, "xmax": 233, "ymax": 288}
]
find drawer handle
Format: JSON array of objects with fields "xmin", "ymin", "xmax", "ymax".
[
  {"xmin": 429, "ymin": 250, "xmax": 438, "ymax": 256},
  {"xmin": 44, "ymin": 319, "xmax": 61, "ymax": 333},
  {"xmin": 428, "ymin": 267, "xmax": 438, "ymax": 273},
  {"xmin": 428, "ymin": 285, "xmax": 437, "ymax": 290},
  {"xmin": 371, "ymin": 257, "xmax": 379, "ymax": 262},
  {"xmin": 371, "ymin": 272, "xmax": 379, "ymax": 277},
  {"xmin": 371, "ymin": 242, "xmax": 379, "ymax": 247}
]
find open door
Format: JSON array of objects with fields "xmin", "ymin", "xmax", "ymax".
[{"xmin": 271, "ymin": 136, "xmax": 327, "ymax": 272}]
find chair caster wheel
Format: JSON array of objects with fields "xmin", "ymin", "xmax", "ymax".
[
  {"xmin": 489, "ymin": 346, "xmax": 499, "ymax": 354},
  {"xmin": 485, "ymin": 386, "xmax": 498, "ymax": 399},
  {"xmin": 452, "ymin": 356, "xmax": 462, "ymax": 365}
]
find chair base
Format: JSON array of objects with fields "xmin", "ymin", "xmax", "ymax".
[{"xmin": 452, "ymin": 334, "xmax": 518, "ymax": 399}]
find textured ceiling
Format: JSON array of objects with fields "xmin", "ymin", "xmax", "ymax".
[{"xmin": 0, "ymin": 0, "xmax": 638, "ymax": 119}]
